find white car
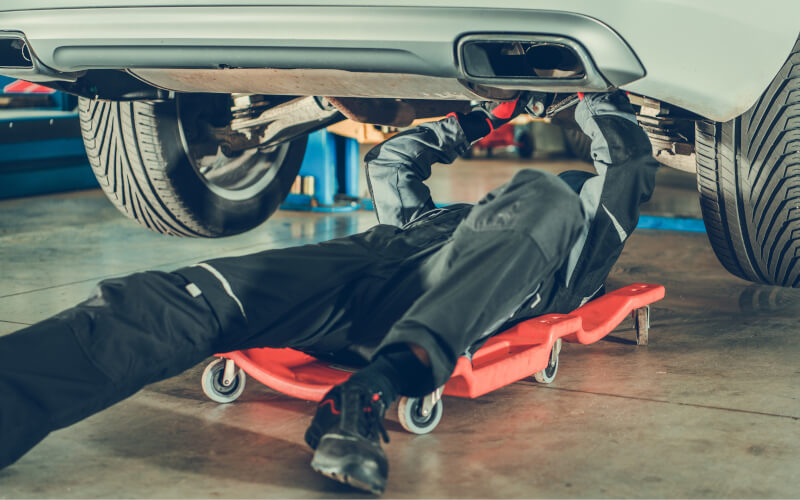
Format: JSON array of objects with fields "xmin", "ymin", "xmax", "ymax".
[{"xmin": 1, "ymin": 1, "xmax": 798, "ymax": 287}]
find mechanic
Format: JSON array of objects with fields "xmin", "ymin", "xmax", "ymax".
[{"xmin": 0, "ymin": 92, "xmax": 658, "ymax": 494}]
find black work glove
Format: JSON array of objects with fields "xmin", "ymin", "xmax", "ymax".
[
  {"xmin": 456, "ymin": 92, "xmax": 574, "ymax": 142},
  {"xmin": 455, "ymin": 94, "xmax": 530, "ymax": 142},
  {"xmin": 475, "ymin": 96, "xmax": 531, "ymax": 130}
]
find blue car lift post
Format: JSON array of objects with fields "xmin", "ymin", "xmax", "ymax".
[
  {"xmin": 0, "ymin": 76, "xmax": 98, "ymax": 200},
  {"xmin": 281, "ymin": 129, "xmax": 363, "ymax": 213}
]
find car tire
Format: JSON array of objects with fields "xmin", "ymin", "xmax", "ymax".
[
  {"xmin": 78, "ymin": 96, "xmax": 307, "ymax": 237},
  {"xmin": 562, "ymin": 126, "xmax": 592, "ymax": 162},
  {"xmin": 696, "ymin": 37, "xmax": 800, "ymax": 287}
]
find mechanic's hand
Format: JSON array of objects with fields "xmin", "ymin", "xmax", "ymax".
[
  {"xmin": 455, "ymin": 92, "xmax": 543, "ymax": 142},
  {"xmin": 475, "ymin": 94, "xmax": 530, "ymax": 131},
  {"xmin": 480, "ymin": 92, "xmax": 584, "ymax": 125}
]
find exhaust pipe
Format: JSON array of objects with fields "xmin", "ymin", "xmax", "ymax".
[
  {"xmin": 457, "ymin": 34, "xmax": 610, "ymax": 91},
  {"xmin": 0, "ymin": 34, "xmax": 33, "ymax": 68}
]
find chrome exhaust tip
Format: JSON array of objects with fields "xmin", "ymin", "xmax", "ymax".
[
  {"xmin": 462, "ymin": 40, "xmax": 584, "ymax": 79},
  {"xmin": 457, "ymin": 34, "xmax": 610, "ymax": 92},
  {"xmin": 0, "ymin": 33, "xmax": 33, "ymax": 69},
  {"xmin": 0, "ymin": 31, "xmax": 80, "ymax": 83}
]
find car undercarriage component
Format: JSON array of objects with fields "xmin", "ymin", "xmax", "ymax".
[
  {"xmin": 629, "ymin": 95, "xmax": 698, "ymax": 174},
  {"xmin": 217, "ymin": 95, "xmax": 342, "ymax": 150},
  {"xmin": 325, "ymin": 97, "xmax": 472, "ymax": 127},
  {"xmin": 128, "ymin": 67, "xmax": 515, "ymax": 101},
  {"xmin": 560, "ymin": 94, "xmax": 700, "ymax": 175}
]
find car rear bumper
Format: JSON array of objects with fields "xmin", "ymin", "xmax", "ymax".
[
  {"xmin": 1, "ymin": 2, "xmax": 798, "ymax": 121},
  {"xmin": 0, "ymin": 5, "xmax": 644, "ymax": 99}
]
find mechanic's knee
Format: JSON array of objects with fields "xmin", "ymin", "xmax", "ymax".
[{"xmin": 79, "ymin": 271, "xmax": 163, "ymax": 310}]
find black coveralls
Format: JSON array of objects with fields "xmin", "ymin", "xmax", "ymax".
[{"xmin": 0, "ymin": 93, "xmax": 658, "ymax": 470}]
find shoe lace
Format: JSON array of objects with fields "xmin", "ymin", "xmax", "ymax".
[{"xmin": 361, "ymin": 393, "xmax": 390, "ymax": 444}]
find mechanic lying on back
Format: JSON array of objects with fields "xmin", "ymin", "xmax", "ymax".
[{"xmin": 0, "ymin": 92, "xmax": 658, "ymax": 495}]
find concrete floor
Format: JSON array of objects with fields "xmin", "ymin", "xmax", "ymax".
[{"xmin": 1, "ymin": 154, "xmax": 799, "ymax": 498}]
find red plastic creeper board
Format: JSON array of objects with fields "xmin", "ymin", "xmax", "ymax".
[{"xmin": 214, "ymin": 283, "xmax": 665, "ymax": 402}]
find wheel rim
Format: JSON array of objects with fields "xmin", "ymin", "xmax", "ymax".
[
  {"xmin": 211, "ymin": 365, "xmax": 240, "ymax": 396},
  {"xmin": 177, "ymin": 94, "xmax": 290, "ymax": 201},
  {"xmin": 410, "ymin": 398, "xmax": 436, "ymax": 427},
  {"xmin": 398, "ymin": 396, "xmax": 443, "ymax": 434}
]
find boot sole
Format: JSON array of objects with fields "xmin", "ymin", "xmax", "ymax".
[
  {"xmin": 311, "ymin": 462, "xmax": 384, "ymax": 495},
  {"xmin": 310, "ymin": 442, "xmax": 386, "ymax": 495}
]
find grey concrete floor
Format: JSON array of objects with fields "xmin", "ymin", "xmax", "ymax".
[{"xmin": 1, "ymin": 155, "xmax": 799, "ymax": 498}]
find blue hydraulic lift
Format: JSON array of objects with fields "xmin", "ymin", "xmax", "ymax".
[{"xmin": 281, "ymin": 129, "xmax": 363, "ymax": 213}]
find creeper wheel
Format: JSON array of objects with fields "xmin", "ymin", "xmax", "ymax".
[
  {"xmin": 202, "ymin": 358, "xmax": 246, "ymax": 403},
  {"xmin": 397, "ymin": 395, "xmax": 443, "ymax": 434},
  {"xmin": 533, "ymin": 338, "xmax": 562, "ymax": 384}
]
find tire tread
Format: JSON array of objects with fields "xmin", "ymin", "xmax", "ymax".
[{"xmin": 79, "ymin": 98, "xmax": 203, "ymax": 236}]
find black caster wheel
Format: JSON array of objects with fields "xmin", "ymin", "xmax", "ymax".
[
  {"xmin": 533, "ymin": 338, "xmax": 562, "ymax": 384},
  {"xmin": 201, "ymin": 358, "xmax": 246, "ymax": 403},
  {"xmin": 397, "ymin": 395, "xmax": 443, "ymax": 434}
]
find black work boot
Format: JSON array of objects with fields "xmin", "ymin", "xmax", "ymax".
[{"xmin": 305, "ymin": 382, "xmax": 391, "ymax": 495}]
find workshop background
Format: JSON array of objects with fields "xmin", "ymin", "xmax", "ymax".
[{"xmin": 0, "ymin": 79, "xmax": 798, "ymax": 498}]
